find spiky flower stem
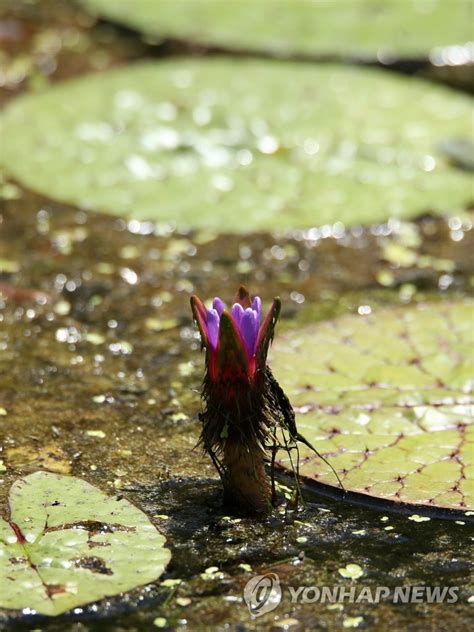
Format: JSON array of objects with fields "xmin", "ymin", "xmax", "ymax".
[
  {"xmin": 223, "ymin": 438, "xmax": 271, "ymax": 516},
  {"xmin": 199, "ymin": 366, "xmax": 275, "ymax": 516}
]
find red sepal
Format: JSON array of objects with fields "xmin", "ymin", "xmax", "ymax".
[
  {"xmin": 256, "ymin": 297, "xmax": 281, "ymax": 368},
  {"xmin": 190, "ymin": 295, "xmax": 209, "ymax": 350}
]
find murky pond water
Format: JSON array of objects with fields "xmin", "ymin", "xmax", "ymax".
[{"xmin": 0, "ymin": 2, "xmax": 473, "ymax": 630}]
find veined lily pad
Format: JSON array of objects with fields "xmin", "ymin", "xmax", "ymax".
[
  {"xmin": 270, "ymin": 301, "xmax": 473, "ymax": 511},
  {"xmin": 0, "ymin": 472, "xmax": 170, "ymax": 616},
  {"xmin": 80, "ymin": 0, "xmax": 471, "ymax": 57},
  {"xmin": 0, "ymin": 59, "xmax": 471, "ymax": 232}
]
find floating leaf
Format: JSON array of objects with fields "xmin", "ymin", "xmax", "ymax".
[
  {"xmin": 80, "ymin": 0, "xmax": 470, "ymax": 57},
  {"xmin": 343, "ymin": 616, "xmax": 364, "ymax": 629},
  {"xmin": 5, "ymin": 443, "xmax": 71, "ymax": 475},
  {"xmin": 0, "ymin": 472, "xmax": 170, "ymax": 615},
  {"xmin": 271, "ymin": 301, "xmax": 473, "ymax": 511},
  {"xmin": 338, "ymin": 563, "xmax": 364, "ymax": 580},
  {"xmin": 0, "ymin": 60, "xmax": 471, "ymax": 232}
]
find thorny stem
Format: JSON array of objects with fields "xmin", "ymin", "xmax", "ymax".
[{"xmin": 223, "ymin": 438, "xmax": 272, "ymax": 516}]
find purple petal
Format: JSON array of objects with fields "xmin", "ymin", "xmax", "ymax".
[
  {"xmin": 240, "ymin": 308, "xmax": 258, "ymax": 357},
  {"xmin": 251, "ymin": 296, "xmax": 262, "ymax": 324},
  {"xmin": 212, "ymin": 297, "xmax": 225, "ymax": 316},
  {"xmin": 231, "ymin": 303, "xmax": 244, "ymax": 327},
  {"xmin": 206, "ymin": 308, "xmax": 220, "ymax": 350}
]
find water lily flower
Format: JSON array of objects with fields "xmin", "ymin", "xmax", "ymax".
[
  {"xmin": 191, "ymin": 286, "xmax": 342, "ymax": 517},
  {"xmin": 190, "ymin": 286, "xmax": 282, "ymax": 515},
  {"xmin": 190, "ymin": 286, "xmax": 281, "ymax": 387}
]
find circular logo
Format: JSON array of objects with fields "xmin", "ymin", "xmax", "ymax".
[{"xmin": 243, "ymin": 573, "xmax": 282, "ymax": 617}]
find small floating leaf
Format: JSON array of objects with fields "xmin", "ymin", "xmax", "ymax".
[
  {"xmin": 338, "ymin": 563, "xmax": 364, "ymax": 579},
  {"xmin": 161, "ymin": 578, "xmax": 182, "ymax": 587},
  {"xmin": 85, "ymin": 429, "xmax": 106, "ymax": 438},
  {"xmin": 271, "ymin": 301, "xmax": 473, "ymax": 511},
  {"xmin": 343, "ymin": 616, "xmax": 364, "ymax": 628},
  {"xmin": 85, "ymin": 332, "xmax": 106, "ymax": 345},
  {"xmin": 0, "ymin": 59, "xmax": 470, "ymax": 231},
  {"xmin": 176, "ymin": 597, "xmax": 192, "ymax": 607},
  {"xmin": 153, "ymin": 617, "xmax": 168, "ymax": 628},
  {"xmin": 0, "ymin": 471, "xmax": 170, "ymax": 615},
  {"xmin": 408, "ymin": 514, "xmax": 431, "ymax": 523}
]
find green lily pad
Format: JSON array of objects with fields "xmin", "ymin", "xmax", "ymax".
[
  {"xmin": 270, "ymin": 301, "xmax": 473, "ymax": 511},
  {"xmin": 1, "ymin": 59, "xmax": 471, "ymax": 232},
  {"xmin": 0, "ymin": 471, "xmax": 170, "ymax": 616},
  {"xmin": 80, "ymin": 0, "xmax": 471, "ymax": 57}
]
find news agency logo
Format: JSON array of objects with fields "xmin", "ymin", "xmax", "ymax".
[
  {"xmin": 243, "ymin": 573, "xmax": 460, "ymax": 617},
  {"xmin": 243, "ymin": 573, "xmax": 282, "ymax": 617}
]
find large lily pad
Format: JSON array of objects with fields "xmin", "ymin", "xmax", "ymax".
[
  {"xmin": 81, "ymin": 0, "xmax": 471, "ymax": 57},
  {"xmin": 0, "ymin": 59, "xmax": 471, "ymax": 232},
  {"xmin": 270, "ymin": 301, "xmax": 473, "ymax": 511},
  {"xmin": 0, "ymin": 472, "xmax": 170, "ymax": 616}
]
